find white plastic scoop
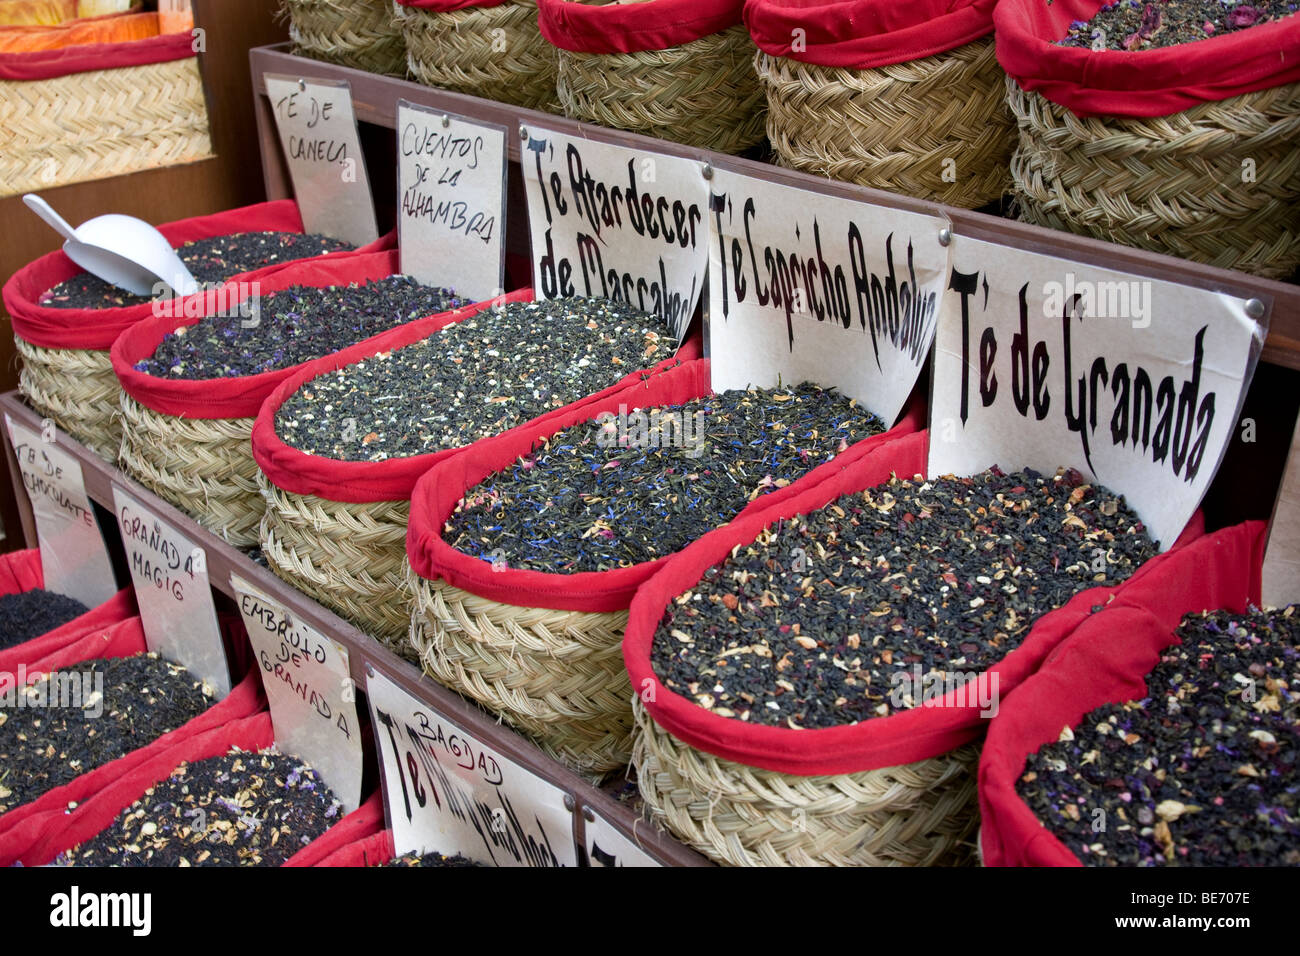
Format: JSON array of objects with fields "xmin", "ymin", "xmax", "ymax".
[{"xmin": 23, "ymin": 194, "xmax": 200, "ymax": 298}]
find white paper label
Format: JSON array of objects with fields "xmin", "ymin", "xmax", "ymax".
[
  {"xmin": 584, "ymin": 810, "xmax": 661, "ymax": 867},
  {"xmin": 231, "ymin": 574, "xmax": 362, "ymax": 813},
  {"xmin": 112, "ymin": 486, "xmax": 230, "ymax": 698},
  {"xmin": 707, "ymin": 169, "xmax": 948, "ymax": 423},
  {"xmin": 1262, "ymin": 413, "xmax": 1300, "ymax": 607},
  {"xmin": 264, "ymin": 74, "xmax": 379, "ymax": 247},
  {"xmin": 522, "ymin": 126, "xmax": 708, "ymax": 344},
  {"xmin": 397, "ymin": 101, "xmax": 506, "ymax": 302},
  {"xmin": 930, "ymin": 237, "xmax": 1263, "ymax": 549},
  {"xmin": 367, "ymin": 668, "xmax": 577, "ymax": 867},
  {"xmin": 5, "ymin": 415, "xmax": 115, "ymax": 608}
]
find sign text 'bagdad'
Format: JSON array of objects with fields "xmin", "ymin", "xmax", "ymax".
[
  {"xmin": 522, "ymin": 127, "xmax": 708, "ymax": 344},
  {"xmin": 931, "ymin": 237, "xmax": 1265, "ymax": 548},
  {"xmin": 707, "ymin": 169, "xmax": 948, "ymax": 422}
]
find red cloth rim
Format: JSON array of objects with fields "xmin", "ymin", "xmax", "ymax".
[
  {"xmin": 3, "ymin": 199, "xmax": 393, "ymax": 352},
  {"xmin": 0, "ymin": 547, "xmax": 43, "ymax": 596},
  {"xmin": 251, "ymin": 298, "xmax": 704, "ymax": 504},
  {"xmin": 313, "ymin": 828, "xmax": 398, "ymax": 866},
  {"xmin": 994, "ymin": 0, "xmax": 1300, "ymax": 117},
  {"xmin": 407, "ymin": 359, "xmax": 925, "ymax": 614},
  {"xmin": 977, "ymin": 521, "xmax": 1267, "ymax": 866},
  {"xmin": 623, "ymin": 428, "xmax": 1209, "ymax": 776},
  {"xmin": 0, "ymin": 29, "xmax": 195, "ymax": 82},
  {"xmin": 743, "ymin": 0, "xmax": 997, "ymax": 69},
  {"xmin": 538, "ymin": 0, "xmax": 743, "ymax": 55}
]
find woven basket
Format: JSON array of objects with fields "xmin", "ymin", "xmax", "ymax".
[
  {"xmin": 281, "ymin": 0, "xmax": 408, "ymax": 76},
  {"xmin": 1007, "ymin": 77, "xmax": 1300, "ymax": 280},
  {"xmin": 258, "ymin": 474, "xmax": 415, "ymax": 655},
  {"xmin": 14, "ymin": 337, "xmax": 120, "ymax": 460},
  {"xmin": 117, "ymin": 394, "xmax": 262, "ymax": 547},
  {"xmin": 755, "ymin": 36, "xmax": 1014, "ymax": 208},
  {"xmin": 408, "ymin": 570, "xmax": 634, "ymax": 775},
  {"xmin": 0, "ymin": 54, "xmax": 211, "ymax": 198},
  {"xmin": 632, "ymin": 698, "xmax": 980, "ymax": 866},
  {"xmin": 555, "ymin": 24, "xmax": 764, "ymax": 153},
  {"xmin": 399, "ymin": 0, "xmax": 559, "ymax": 112}
]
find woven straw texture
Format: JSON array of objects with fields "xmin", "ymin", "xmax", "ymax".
[
  {"xmin": 399, "ymin": 0, "xmax": 559, "ymax": 112},
  {"xmin": 258, "ymin": 474, "xmax": 415, "ymax": 656},
  {"xmin": 1007, "ymin": 78, "xmax": 1300, "ymax": 280},
  {"xmin": 14, "ymin": 337, "xmax": 121, "ymax": 460},
  {"xmin": 408, "ymin": 570, "xmax": 634, "ymax": 775},
  {"xmin": 556, "ymin": 24, "xmax": 765, "ymax": 153},
  {"xmin": 632, "ymin": 698, "xmax": 980, "ymax": 866},
  {"xmin": 118, "ymin": 394, "xmax": 262, "ymax": 547},
  {"xmin": 755, "ymin": 37, "xmax": 1014, "ymax": 208},
  {"xmin": 281, "ymin": 0, "xmax": 407, "ymax": 76},
  {"xmin": 0, "ymin": 56, "xmax": 211, "ymax": 198}
]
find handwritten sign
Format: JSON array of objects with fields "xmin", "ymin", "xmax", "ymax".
[
  {"xmin": 264, "ymin": 74, "xmax": 379, "ymax": 247},
  {"xmin": 366, "ymin": 668, "xmax": 577, "ymax": 867},
  {"xmin": 112, "ymin": 486, "xmax": 229, "ymax": 698},
  {"xmin": 1262, "ymin": 413, "xmax": 1300, "ymax": 606},
  {"xmin": 397, "ymin": 101, "xmax": 506, "ymax": 302},
  {"xmin": 4, "ymin": 415, "xmax": 115, "ymax": 608},
  {"xmin": 930, "ymin": 236, "xmax": 1265, "ymax": 549},
  {"xmin": 583, "ymin": 809, "xmax": 660, "ymax": 867},
  {"xmin": 231, "ymin": 575, "xmax": 362, "ymax": 813},
  {"xmin": 522, "ymin": 125, "xmax": 708, "ymax": 344},
  {"xmin": 707, "ymin": 169, "xmax": 948, "ymax": 423}
]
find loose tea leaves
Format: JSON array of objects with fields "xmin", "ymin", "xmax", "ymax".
[
  {"xmin": 0, "ymin": 589, "xmax": 89, "ymax": 650},
  {"xmin": 1059, "ymin": 0, "xmax": 1296, "ymax": 50},
  {"xmin": 0, "ymin": 653, "xmax": 213, "ymax": 814},
  {"xmin": 276, "ymin": 297, "xmax": 676, "ymax": 462},
  {"xmin": 445, "ymin": 385, "xmax": 885, "ymax": 573},
  {"xmin": 652, "ymin": 468, "xmax": 1159, "ymax": 729},
  {"xmin": 1018, "ymin": 605, "xmax": 1299, "ymax": 866},
  {"xmin": 134, "ymin": 276, "xmax": 463, "ymax": 380},
  {"xmin": 40, "ymin": 232, "xmax": 352, "ymax": 310},
  {"xmin": 59, "ymin": 749, "xmax": 342, "ymax": 867},
  {"xmin": 385, "ymin": 851, "xmax": 481, "ymax": 867}
]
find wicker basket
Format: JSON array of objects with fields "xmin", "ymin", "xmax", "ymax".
[
  {"xmin": 755, "ymin": 36, "xmax": 1014, "ymax": 208},
  {"xmin": 14, "ymin": 338, "xmax": 121, "ymax": 459},
  {"xmin": 1007, "ymin": 77, "xmax": 1300, "ymax": 280},
  {"xmin": 258, "ymin": 474, "xmax": 415, "ymax": 654},
  {"xmin": 632, "ymin": 698, "xmax": 980, "ymax": 866},
  {"xmin": 0, "ymin": 51, "xmax": 211, "ymax": 198},
  {"xmin": 117, "ymin": 394, "xmax": 263, "ymax": 548},
  {"xmin": 399, "ymin": 0, "xmax": 559, "ymax": 112},
  {"xmin": 281, "ymin": 0, "xmax": 407, "ymax": 76},
  {"xmin": 555, "ymin": 23, "xmax": 764, "ymax": 153},
  {"xmin": 408, "ymin": 570, "xmax": 634, "ymax": 775}
]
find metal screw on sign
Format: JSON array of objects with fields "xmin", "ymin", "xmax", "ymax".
[
  {"xmin": 701, "ymin": 163, "xmax": 714, "ymax": 181},
  {"xmin": 1245, "ymin": 299, "xmax": 1266, "ymax": 320},
  {"xmin": 563, "ymin": 794, "xmax": 575, "ymax": 812},
  {"xmin": 297, "ymin": 78, "xmax": 306, "ymax": 92},
  {"xmin": 519, "ymin": 125, "xmax": 529, "ymax": 141},
  {"xmin": 583, "ymin": 807, "xmax": 595, "ymax": 823},
  {"xmin": 938, "ymin": 228, "xmax": 952, "ymax": 247},
  {"xmin": 441, "ymin": 115, "xmax": 450, "ymax": 129}
]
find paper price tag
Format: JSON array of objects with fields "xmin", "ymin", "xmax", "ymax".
[
  {"xmin": 522, "ymin": 125, "xmax": 708, "ymax": 345},
  {"xmin": 5, "ymin": 415, "xmax": 115, "ymax": 608},
  {"xmin": 397, "ymin": 101, "xmax": 506, "ymax": 302},
  {"xmin": 264, "ymin": 74, "xmax": 379, "ymax": 247},
  {"xmin": 231, "ymin": 575, "xmax": 362, "ymax": 813},
  {"xmin": 367, "ymin": 668, "xmax": 577, "ymax": 867},
  {"xmin": 112, "ymin": 486, "xmax": 230, "ymax": 698},
  {"xmin": 930, "ymin": 237, "xmax": 1265, "ymax": 549},
  {"xmin": 584, "ymin": 810, "xmax": 661, "ymax": 867},
  {"xmin": 706, "ymin": 168, "xmax": 948, "ymax": 422}
]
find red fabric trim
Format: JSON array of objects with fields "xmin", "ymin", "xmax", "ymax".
[
  {"xmin": 395, "ymin": 0, "xmax": 512, "ymax": 12},
  {"xmin": 995, "ymin": 0, "xmax": 1300, "ymax": 117},
  {"xmin": 743, "ymin": 0, "xmax": 997, "ymax": 69},
  {"xmin": 251, "ymin": 298, "xmax": 703, "ymax": 504},
  {"xmin": 283, "ymin": 790, "xmax": 386, "ymax": 867},
  {"xmin": 111, "ymin": 250, "xmax": 464, "ymax": 421},
  {"xmin": 406, "ymin": 360, "xmax": 925, "ymax": 613},
  {"xmin": 538, "ymin": 0, "xmax": 743, "ymax": 55},
  {"xmin": 0, "ymin": 29, "xmax": 195, "ymax": 82},
  {"xmin": 313, "ymin": 829, "xmax": 398, "ymax": 866},
  {"xmin": 4, "ymin": 199, "xmax": 393, "ymax": 351},
  {"xmin": 623, "ymin": 428, "xmax": 1210, "ymax": 776},
  {"xmin": 977, "ymin": 521, "xmax": 1267, "ymax": 866},
  {"xmin": 0, "ymin": 586, "xmax": 136, "ymax": 675},
  {"xmin": 0, "ymin": 547, "xmax": 43, "ymax": 595}
]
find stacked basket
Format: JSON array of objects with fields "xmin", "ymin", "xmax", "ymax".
[
  {"xmin": 396, "ymin": 0, "xmax": 557, "ymax": 111},
  {"xmin": 280, "ymin": 0, "xmax": 407, "ymax": 77},
  {"xmin": 539, "ymin": 0, "xmax": 765, "ymax": 153},
  {"xmin": 745, "ymin": 0, "xmax": 1014, "ymax": 207}
]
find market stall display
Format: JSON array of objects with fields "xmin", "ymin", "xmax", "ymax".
[{"xmin": 279, "ymin": 0, "xmax": 406, "ymax": 77}]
